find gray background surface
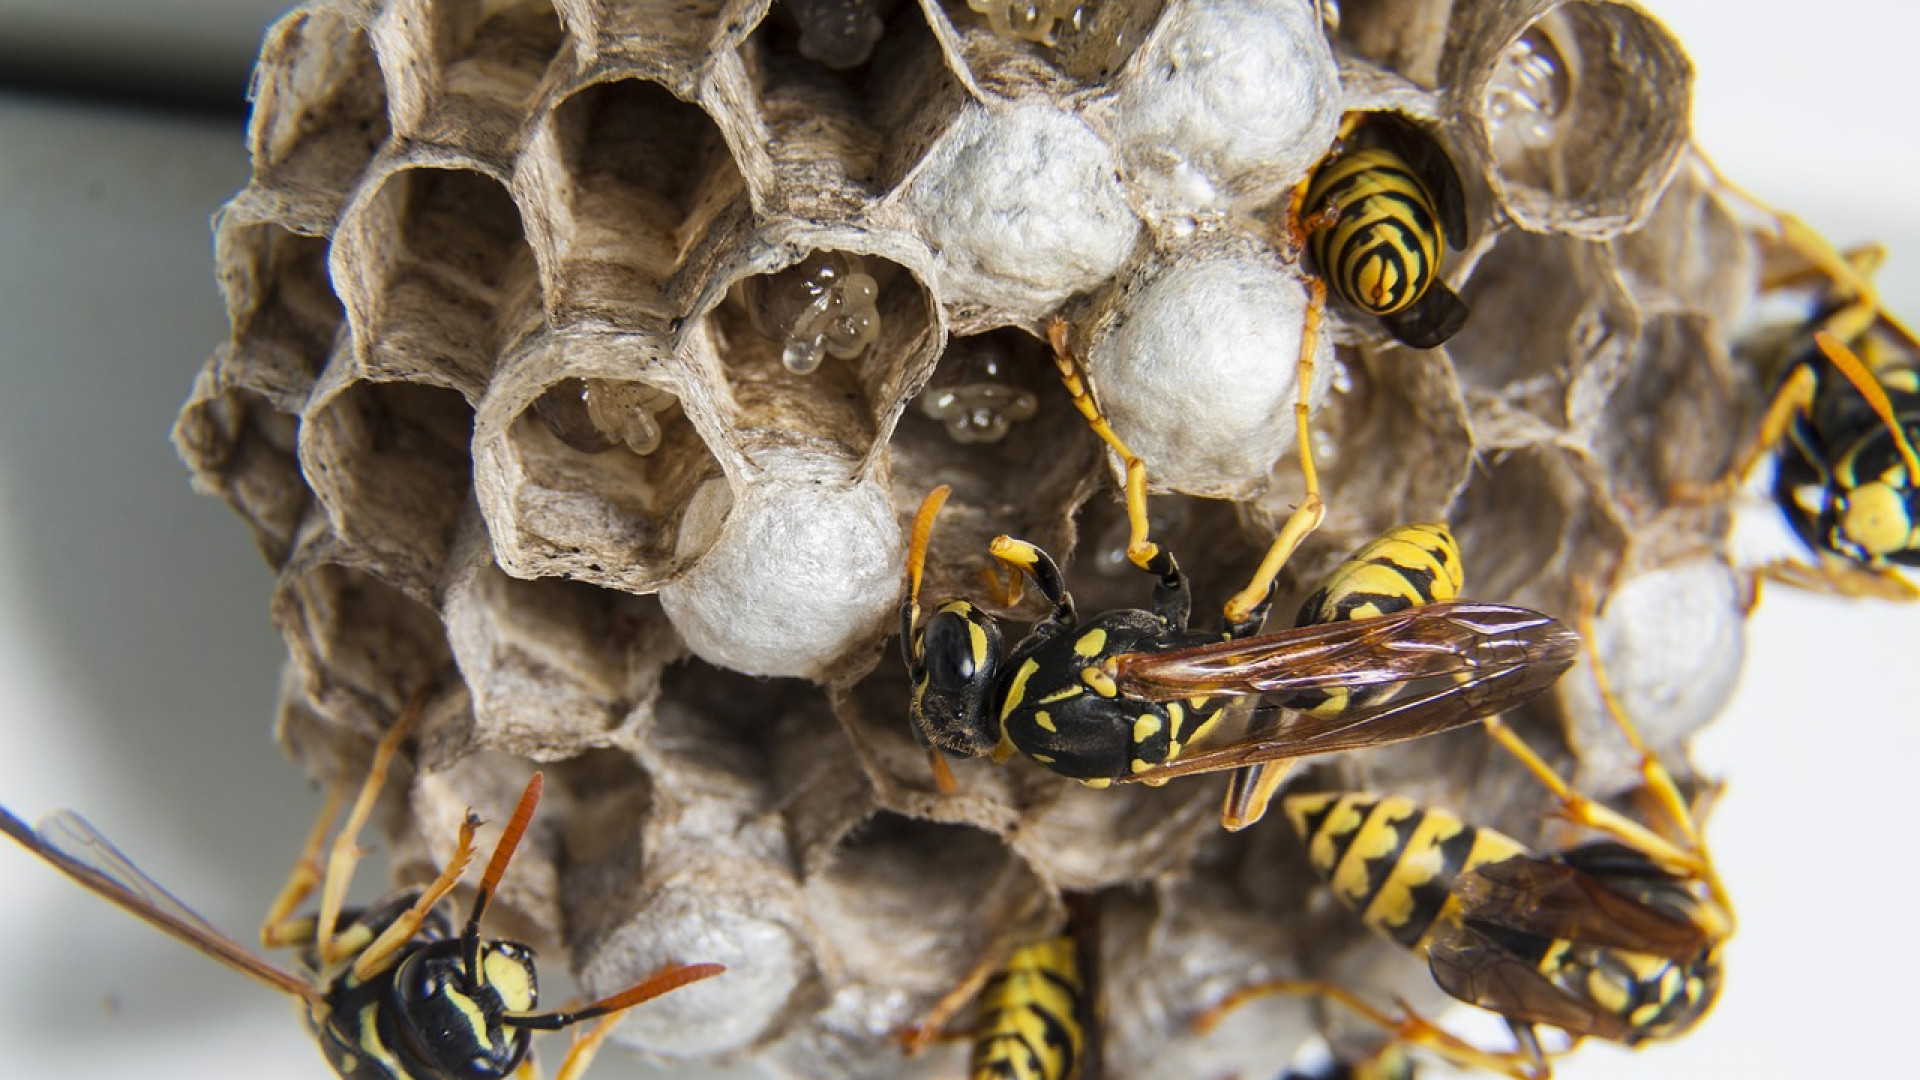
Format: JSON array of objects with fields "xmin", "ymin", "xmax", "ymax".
[{"xmin": 0, "ymin": 2, "xmax": 1912, "ymax": 1078}]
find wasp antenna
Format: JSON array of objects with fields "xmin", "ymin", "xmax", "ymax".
[
  {"xmin": 907, "ymin": 484, "xmax": 953, "ymax": 613},
  {"xmin": 462, "ymin": 771, "xmax": 545, "ymax": 983},
  {"xmin": 507, "ymin": 961, "xmax": 726, "ymax": 1031}
]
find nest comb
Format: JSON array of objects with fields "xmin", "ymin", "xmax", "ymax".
[{"xmin": 174, "ymin": 0, "xmax": 1761, "ymax": 1075}]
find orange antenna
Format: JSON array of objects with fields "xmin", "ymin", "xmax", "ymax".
[
  {"xmin": 907, "ymin": 484, "xmax": 953, "ymax": 616},
  {"xmin": 462, "ymin": 772, "xmax": 545, "ymax": 982}
]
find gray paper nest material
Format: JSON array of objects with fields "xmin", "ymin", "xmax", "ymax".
[{"xmin": 176, "ymin": 0, "xmax": 1757, "ymax": 1075}]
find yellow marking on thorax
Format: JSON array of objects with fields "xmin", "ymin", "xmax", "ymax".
[
  {"xmin": 355, "ymin": 1002, "xmax": 403, "ymax": 1073},
  {"xmin": 1073, "ymin": 627, "xmax": 1107, "ymax": 657},
  {"xmin": 1034, "ymin": 710, "xmax": 1057, "ymax": 733},
  {"xmin": 1038, "ymin": 685, "xmax": 1084, "ymax": 705},
  {"xmin": 1079, "ymin": 665, "xmax": 1118, "ymax": 697},
  {"xmin": 1002, "ymin": 659, "xmax": 1041, "ymax": 720},
  {"xmin": 1132, "ymin": 713, "xmax": 1162, "ymax": 743}
]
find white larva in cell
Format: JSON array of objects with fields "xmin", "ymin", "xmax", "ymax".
[{"xmin": 743, "ymin": 251, "xmax": 883, "ymax": 375}]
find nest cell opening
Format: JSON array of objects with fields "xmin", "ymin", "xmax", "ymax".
[
  {"xmin": 1449, "ymin": 229, "xmax": 1595, "ymax": 401},
  {"xmin": 302, "ymin": 380, "xmax": 476, "ymax": 598},
  {"xmin": 247, "ymin": 9, "xmax": 392, "ymax": 223},
  {"xmin": 503, "ymin": 371, "xmax": 727, "ymax": 588},
  {"xmin": 535, "ymin": 79, "xmax": 748, "ymax": 322},
  {"xmin": 434, "ymin": 0, "xmax": 566, "ymax": 112},
  {"xmin": 175, "ymin": 386, "xmax": 312, "ymax": 568},
  {"xmin": 216, "ymin": 221, "xmax": 345, "ymax": 408},
  {"xmin": 747, "ymin": 3, "xmax": 966, "ymax": 199},
  {"xmin": 274, "ymin": 558, "xmax": 457, "ymax": 731},
  {"xmin": 803, "ymin": 811, "xmax": 1045, "ymax": 996},
  {"xmin": 335, "ymin": 167, "xmax": 530, "ymax": 396},
  {"xmin": 715, "ymin": 248, "xmax": 935, "ymax": 464}
]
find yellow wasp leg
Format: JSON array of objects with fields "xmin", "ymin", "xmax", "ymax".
[
  {"xmin": 1047, "ymin": 317, "xmax": 1161, "ymax": 571},
  {"xmin": 899, "ymin": 935, "xmax": 1011, "ymax": 1059},
  {"xmin": 350, "ymin": 813, "xmax": 481, "ymax": 981},
  {"xmin": 553, "ymin": 1013, "xmax": 622, "ymax": 1080},
  {"xmin": 1670, "ymin": 362, "xmax": 1815, "ymax": 504},
  {"xmin": 1223, "ymin": 269, "xmax": 1327, "ymax": 627},
  {"xmin": 1812, "ymin": 331, "xmax": 1920, "ymax": 482},
  {"xmin": 259, "ymin": 785, "xmax": 343, "ymax": 948},
  {"xmin": 1482, "ymin": 585, "xmax": 1732, "ymax": 932},
  {"xmin": 315, "ymin": 687, "xmax": 430, "ymax": 964},
  {"xmin": 1753, "ymin": 556, "xmax": 1920, "ymax": 602},
  {"xmin": 1192, "ymin": 978, "xmax": 1549, "ymax": 1080}
]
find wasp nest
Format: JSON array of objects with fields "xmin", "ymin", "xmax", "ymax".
[{"xmin": 176, "ymin": 0, "xmax": 1758, "ymax": 1075}]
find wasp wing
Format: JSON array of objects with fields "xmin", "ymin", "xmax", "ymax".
[
  {"xmin": 1381, "ymin": 284, "xmax": 1469, "ymax": 349},
  {"xmin": 1, "ymin": 804, "xmax": 317, "ymax": 1000},
  {"xmin": 1108, "ymin": 603, "xmax": 1577, "ymax": 783},
  {"xmin": 1454, "ymin": 853, "xmax": 1711, "ymax": 957},
  {"xmin": 1426, "ymin": 923, "xmax": 1633, "ymax": 1042}
]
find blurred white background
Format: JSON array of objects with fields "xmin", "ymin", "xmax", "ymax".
[{"xmin": 0, "ymin": 1, "xmax": 1913, "ymax": 1078}]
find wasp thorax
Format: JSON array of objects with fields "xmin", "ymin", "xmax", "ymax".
[
  {"xmin": 742, "ymin": 251, "xmax": 882, "ymax": 375},
  {"xmin": 917, "ymin": 337, "xmax": 1039, "ymax": 445},
  {"xmin": 531, "ymin": 377, "xmax": 678, "ymax": 456},
  {"xmin": 1486, "ymin": 22, "xmax": 1572, "ymax": 161}
]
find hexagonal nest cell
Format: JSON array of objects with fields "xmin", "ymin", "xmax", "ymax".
[{"xmin": 179, "ymin": 0, "xmax": 1780, "ymax": 1075}]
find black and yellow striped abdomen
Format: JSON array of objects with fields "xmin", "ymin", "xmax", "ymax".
[
  {"xmin": 1305, "ymin": 147, "xmax": 1448, "ymax": 319},
  {"xmin": 972, "ymin": 934, "xmax": 1086, "ymax": 1080},
  {"xmin": 1283, "ymin": 792, "xmax": 1526, "ymax": 954},
  {"xmin": 1297, "ymin": 523, "xmax": 1462, "ymax": 625},
  {"xmin": 1284, "ymin": 523, "xmax": 1463, "ymax": 719}
]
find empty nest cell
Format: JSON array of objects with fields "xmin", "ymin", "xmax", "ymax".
[
  {"xmin": 246, "ymin": 6, "xmax": 392, "ymax": 231},
  {"xmin": 528, "ymin": 78, "xmax": 748, "ymax": 322},
  {"xmin": 273, "ymin": 553, "xmax": 458, "ymax": 733},
  {"xmin": 332, "ymin": 166, "xmax": 531, "ymax": 396},
  {"xmin": 301, "ymin": 379, "xmax": 476, "ymax": 597}
]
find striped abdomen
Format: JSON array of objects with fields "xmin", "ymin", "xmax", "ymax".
[
  {"xmin": 1283, "ymin": 792, "xmax": 1525, "ymax": 953},
  {"xmin": 1305, "ymin": 147, "xmax": 1449, "ymax": 318},
  {"xmin": 1285, "ymin": 523, "xmax": 1463, "ymax": 717},
  {"xmin": 972, "ymin": 935, "xmax": 1086, "ymax": 1080}
]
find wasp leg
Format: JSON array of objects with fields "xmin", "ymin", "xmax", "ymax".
[
  {"xmin": 1753, "ymin": 555, "xmax": 1920, "ymax": 602},
  {"xmin": 1047, "ymin": 316, "xmax": 1162, "ymax": 572},
  {"xmin": 351, "ymin": 812, "xmax": 482, "ymax": 980},
  {"xmin": 899, "ymin": 935, "xmax": 1011, "ymax": 1059},
  {"xmin": 1480, "ymin": 589, "xmax": 1732, "ymax": 925},
  {"xmin": 1223, "ymin": 200, "xmax": 1330, "ymax": 628},
  {"xmin": 1193, "ymin": 978, "xmax": 1549, "ymax": 1080},
  {"xmin": 989, "ymin": 535, "xmax": 1077, "ymax": 628},
  {"xmin": 258, "ymin": 785, "xmax": 343, "ymax": 948}
]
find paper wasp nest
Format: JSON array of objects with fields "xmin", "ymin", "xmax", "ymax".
[{"xmin": 175, "ymin": 0, "xmax": 1754, "ymax": 1074}]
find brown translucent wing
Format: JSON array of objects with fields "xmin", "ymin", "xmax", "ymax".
[
  {"xmin": 1454, "ymin": 854, "xmax": 1710, "ymax": 957},
  {"xmin": 1426, "ymin": 923, "xmax": 1633, "ymax": 1042},
  {"xmin": 1109, "ymin": 603, "xmax": 1578, "ymax": 783},
  {"xmin": 1, "ymin": 805, "xmax": 318, "ymax": 1001}
]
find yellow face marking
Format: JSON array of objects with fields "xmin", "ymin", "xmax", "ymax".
[
  {"xmin": 1841, "ymin": 481, "xmax": 1910, "ymax": 555},
  {"xmin": 1079, "ymin": 665, "xmax": 1118, "ymax": 697},
  {"xmin": 967, "ymin": 620, "xmax": 990, "ymax": 668},
  {"xmin": 1073, "ymin": 627, "xmax": 1108, "ymax": 657},
  {"xmin": 1132, "ymin": 713, "xmax": 1162, "ymax": 744},
  {"xmin": 483, "ymin": 949, "xmax": 536, "ymax": 1012},
  {"xmin": 1034, "ymin": 710, "xmax": 1057, "ymax": 733},
  {"xmin": 443, "ymin": 988, "xmax": 495, "ymax": 1054}
]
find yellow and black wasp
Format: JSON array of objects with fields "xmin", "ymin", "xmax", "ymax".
[
  {"xmin": 901, "ymin": 483, "xmax": 1578, "ymax": 811},
  {"xmin": 0, "ymin": 692, "xmax": 724, "ymax": 1080},
  {"xmin": 903, "ymin": 323, "xmax": 1578, "ymax": 819},
  {"xmin": 1294, "ymin": 112, "xmax": 1471, "ymax": 352},
  {"xmin": 1197, "ymin": 599, "xmax": 1732, "ymax": 1079},
  {"xmin": 1678, "ymin": 159, "xmax": 1920, "ymax": 600},
  {"xmin": 904, "ymin": 893, "xmax": 1102, "ymax": 1080}
]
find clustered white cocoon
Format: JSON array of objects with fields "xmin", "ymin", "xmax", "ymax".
[
  {"xmin": 1560, "ymin": 556, "xmax": 1746, "ymax": 782},
  {"xmin": 1088, "ymin": 255, "xmax": 1334, "ymax": 499},
  {"xmin": 1110, "ymin": 0, "xmax": 1341, "ymax": 219},
  {"xmin": 905, "ymin": 103, "xmax": 1141, "ymax": 319},
  {"xmin": 660, "ymin": 473, "xmax": 903, "ymax": 679}
]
